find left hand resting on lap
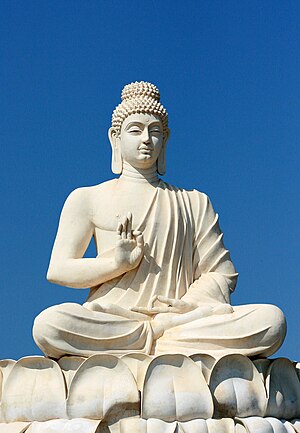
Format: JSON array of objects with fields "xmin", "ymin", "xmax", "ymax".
[{"xmin": 130, "ymin": 295, "xmax": 197, "ymax": 315}]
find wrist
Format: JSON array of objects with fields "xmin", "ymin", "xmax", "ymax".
[{"xmin": 113, "ymin": 258, "xmax": 132, "ymax": 274}]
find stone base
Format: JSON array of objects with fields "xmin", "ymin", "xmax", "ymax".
[
  {"xmin": 1, "ymin": 417, "xmax": 300, "ymax": 433},
  {"xmin": 0, "ymin": 353, "xmax": 299, "ymax": 432}
]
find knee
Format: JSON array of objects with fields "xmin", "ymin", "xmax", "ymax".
[
  {"xmin": 260, "ymin": 304, "xmax": 287, "ymax": 351},
  {"xmin": 265, "ymin": 304, "xmax": 286, "ymax": 335},
  {"xmin": 33, "ymin": 307, "xmax": 53, "ymax": 346},
  {"xmin": 32, "ymin": 305, "xmax": 66, "ymax": 352}
]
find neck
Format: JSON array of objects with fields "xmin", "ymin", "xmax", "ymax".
[{"xmin": 120, "ymin": 162, "xmax": 160, "ymax": 184}]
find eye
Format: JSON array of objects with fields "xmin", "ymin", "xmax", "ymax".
[
  {"xmin": 150, "ymin": 128, "xmax": 161, "ymax": 134},
  {"xmin": 128, "ymin": 127, "xmax": 142, "ymax": 134}
]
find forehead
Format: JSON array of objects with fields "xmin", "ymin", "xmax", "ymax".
[{"xmin": 121, "ymin": 113, "xmax": 162, "ymax": 130}]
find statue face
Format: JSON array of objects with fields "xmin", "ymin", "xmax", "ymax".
[{"xmin": 119, "ymin": 113, "xmax": 164, "ymax": 169}]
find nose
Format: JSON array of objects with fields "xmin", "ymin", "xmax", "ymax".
[{"xmin": 142, "ymin": 127, "xmax": 150, "ymax": 144}]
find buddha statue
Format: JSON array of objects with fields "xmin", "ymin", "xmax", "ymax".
[{"xmin": 33, "ymin": 81, "xmax": 286, "ymax": 359}]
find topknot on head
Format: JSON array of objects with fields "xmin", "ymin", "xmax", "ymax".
[
  {"xmin": 121, "ymin": 81, "xmax": 160, "ymax": 102},
  {"xmin": 112, "ymin": 81, "xmax": 168, "ymax": 136}
]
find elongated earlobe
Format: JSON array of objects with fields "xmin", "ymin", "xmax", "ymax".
[
  {"xmin": 108, "ymin": 127, "xmax": 123, "ymax": 174},
  {"xmin": 158, "ymin": 128, "xmax": 170, "ymax": 176},
  {"xmin": 157, "ymin": 146, "xmax": 166, "ymax": 176}
]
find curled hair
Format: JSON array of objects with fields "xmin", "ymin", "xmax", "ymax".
[{"xmin": 112, "ymin": 81, "xmax": 168, "ymax": 135}]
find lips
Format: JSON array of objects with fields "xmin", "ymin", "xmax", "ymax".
[{"xmin": 138, "ymin": 146, "xmax": 153, "ymax": 154}]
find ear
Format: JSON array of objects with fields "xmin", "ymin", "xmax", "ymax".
[
  {"xmin": 157, "ymin": 128, "xmax": 170, "ymax": 176},
  {"xmin": 163, "ymin": 127, "xmax": 170, "ymax": 146},
  {"xmin": 108, "ymin": 127, "xmax": 122, "ymax": 174}
]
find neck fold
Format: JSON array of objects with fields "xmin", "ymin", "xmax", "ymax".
[{"xmin": 120, "ymin": 162, "xmax": 160, "ymax": 184}]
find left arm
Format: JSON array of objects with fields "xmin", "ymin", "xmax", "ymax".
[{"xmin": 181, "ymin": 192, "xmax": 238, "ymax": 307}]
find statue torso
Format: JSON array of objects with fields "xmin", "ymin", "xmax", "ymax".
[{"xmin": 88, "ymin": 178, "xmax": 159, "ymax": 255}]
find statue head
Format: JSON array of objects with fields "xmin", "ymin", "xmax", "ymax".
[{"xmin": 109, "ymin": 82, "xmax": 170, "ymax": 175}]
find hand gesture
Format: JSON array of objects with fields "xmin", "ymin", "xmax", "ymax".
[
  {"xmin": 115, "ymin": 212, "xmax": 144, "ymax": 272},
  {"xmin": 131, "ymin": 295, "xmax": 197, "ymax": 315}
]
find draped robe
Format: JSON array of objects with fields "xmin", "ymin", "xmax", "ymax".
[{"xmin": 33, "ymin": 182, "xmax": 286, "ymax": 358}]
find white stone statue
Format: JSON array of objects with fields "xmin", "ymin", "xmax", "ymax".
[{"xmin": 33, "ymin": 81, "xmax": 286, "ymax": 359}]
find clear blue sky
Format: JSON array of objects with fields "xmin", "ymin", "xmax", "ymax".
[{"xmin": 1, "ymin": 0, "xmax": 299, "ymax": 361}]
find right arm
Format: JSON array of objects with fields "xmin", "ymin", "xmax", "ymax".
[{"xmin": 47, "ymin": 188, "xmax": 143, "ymax": 289}]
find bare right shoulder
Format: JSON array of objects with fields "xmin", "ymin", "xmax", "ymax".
[{"xmin": 62, "ymin": 178, "xmax": 118, "ymax": 218}]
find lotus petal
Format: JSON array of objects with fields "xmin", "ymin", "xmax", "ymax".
[
  {"xmin": 2, "ymin": 356, "xmax": 66, "ymax": 422},
  {"xmin": 237, "ymin": 417, "xmax": 274, "ymax": 433},
  {"xmin": 266, "ymin": 418, "xmax": 293, "ymax": 433},
  {"xmin": 206, "ymin": 418, "xmax": 235, "ymax": 433},
  {"xmin": 142, "ymin": 354, "xmax": 213, "ymax": 422},
  {"xmin": 0, "ymin": 422, "xmax": 31, "ymax": 433},
  {"xmin": 234, "ymin": 424, "xmax": 247, "ymax": 433},
  {"xmin": 121, "ymin": 354, "xmax": 153, "ymax": 391},
  {"xmin": 296, "ymin": 364, "xmax": 300, "ymax": 382},
  {"xmin": 265, "ymin": 358, "xmax": 300, "ymax": 419},
  {"xmin": 253, "ymin": 359, "xmax": 272, "ymax": 382},
  {"xmin": 67, "ymin": 354, "xmax": 139, "ymax": 421},
  {"xmin": 179, "ymin": 419, "xmax": 208, "ymax": 433},
  {"xmin": 0, "ymin": 360, "xmax": 18, "ymax": 422},
  {"xmin": 147, "ymin": 419, "xmax": 177, "ymax": 433},
  {"xmin": 58, "ymin": 356, "xmax": 85, "ymax": 392},
  {"xmin": 290, "ymin": 419, "xmax": 300, "ymax": 432},
  {"xmin": 282, "ymin": 420, "xmax": 298, "ymax": 433},
  {"xmin": 120, "ymin": 418, "xmax": 177, "ymax": 433},
  {"xmin": 209, "ymin": 354, "xmax": 267, "ymax": 418},
  {"xmin": 0, "ymin": 360, "xmax": 16, "ymax": 388},
  {"xmin": 119, "ymin": 417, "xmax": 147, "ymax": 433},
  {"xmin": 237, "ymin": 417, "xmax": 296, "ymax": 433},
  {"xmin": 190, "ymin": 354, "xmax": 216, "ymax": 383},
  {"xmin": 26, "ymin": 418, "xmax": 101, "ymax": 432}
]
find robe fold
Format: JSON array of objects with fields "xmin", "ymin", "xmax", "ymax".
[{"xmin": 33, "ymin": 182, "xmax": 286, "ymax": 358}]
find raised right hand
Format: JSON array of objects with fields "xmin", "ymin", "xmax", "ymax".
[{"xmin": 114, "ymin": 212, "xmax": 144, "ymax": 272}]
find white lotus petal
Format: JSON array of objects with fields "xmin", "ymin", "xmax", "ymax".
[
  {"xmin": 147, "ymin": 418, "xmax": 177, "ymax": 433},
  {"xmin": 290, "ymin": 419, "xmax": 300, "ymax": 432},
  {"xmin": 178, "ymin": 419, "xmax": 208, "ymax": 433},
  {"xmin": 121, "ymin": 354, "xmax": 153, "ymax": 391},
  {"xmin": 209, "ymin": 354, "xmax": 267, "ymax": 418},
  {"xmin": 206, "ymin": 418, "xmax": 235, "ymax": 433},
  {"xmin": 0, "ymin": 422, "xmax": 31, "ymax": 433},
  {"xmin": 67, "ymin": 354, "xmax": 139, "ymax": 421},
  {"xmin": 119, "ymin": 417, "xmax": 147, "ymax": 433},
  {"xmin": 142, "ymin": 354, "xmax": 213, "ymax": 422},
  {"xmin": 237, "ymin": 417, "xmax": 274, "ymax": 433},
  {"xmin": 0, "ymin": 360, "xmax": 16, "ymax": 389},
  {"xmin": 266, "ymin": 417, "xmax": 292, "ymax": 433},
  {"xmin": 253, "ymin": 359, "xmax": 272, "ymax": 382},
  {"xmin": 2, "ymin": 356, "xmax": 66, "ymax": 422},
  {"xmin": 0, "ymin": 359, "xmax": 17, "ymax": 421},
  {"xmin": 190, "ymin": 354, "xmax": 216, "ymax": 383},
  {"xmin": 58, "ymin": 356, "xmax": 85, "ymax": 392},
  {"xmin": 265, "ymin": 358, "xmax": 300, "ymax": 419},
  {"xmin": 234, "ymin": 424, "xmax": 247, "ymax": 433},
  {"xmin": 0, "ymin": 359, "xmax": 17, "ymax": 423},
  {"xmin": 26, "ymin": 418, "xmax": 101, "ymax": 433},
  {"xmin": 296, "ymin": 364, "xmax": 300, "ymax": 382}
]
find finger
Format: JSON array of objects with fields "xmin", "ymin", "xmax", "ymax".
[
  {"xmin": 127, "ymin": 212, "xmax": 132, "ymax": 239},
  {"xmin": 148, "ymin": 306, "xmax": 172, "ymax": 313},
  {"xmin": 132, "ymin": 305, "xmax": 172, "ymax": 314},
  {"xmin": 122, "ymin": 216, "xmax": 128, "ymax": 239},
  {"xmin": 131, "ymin": 306, "xmax": 158, "ymax": 316},
  {"xmin": 157, "ymin": 296, "xmax": 181, "ymax": 307},
  {"xmin": 117, "ymin": 222, "xmax": 122, "ymax": 239},
  {"xmin": 147, "ymin": 295, "xmax": 158, "ymax": 309},
  {"xmin": 136, "ymin": 233, "xmax": 144, "ymax": 248}
]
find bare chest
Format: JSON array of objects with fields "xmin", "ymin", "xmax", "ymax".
[{"xmin": 92, "ymin": 185, "xmax": 157, "ymax": 253}]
